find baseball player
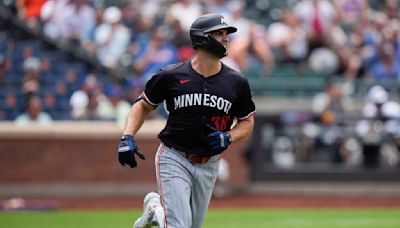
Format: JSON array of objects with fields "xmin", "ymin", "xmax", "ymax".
[{"xmin": 118, "ymin": 13, "xmax": 256, "ymax": 228}]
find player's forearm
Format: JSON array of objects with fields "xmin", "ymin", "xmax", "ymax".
[
  {"xmin": 122, "ymin": 100, "xmax": 153, "ymax": 136},
  {"xmin": 228, "ymin": 116, "xmax": 254, "ymax": 143}
]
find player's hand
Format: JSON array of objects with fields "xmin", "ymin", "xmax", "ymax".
[
  {"xmin": 118, "ymin": 135, "xmax": 145, "ymax": 168},
  {"xmin": 206, "ymin": 126, "xmax": 232, "ymax": 154}
]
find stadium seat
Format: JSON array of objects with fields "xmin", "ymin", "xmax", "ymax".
[
  {"xmin": 14, "ymin": 40, "xmax": 41, "ymax": 55},
  {"xmin": 269, "ymin": 64, "xmax": 299, "ymax": 78},
  {"xmin": 248, "ymin": 76, "xmax": 326, "ymax": 97},
  {"xmin": 0, "ymin": 33, "xmax": 7, "ymax": 54},
  {"xmin": 55, "ymin": 96, "xmax": 71, "ymax": 111},
  {"xmin": 4, "ymin": 108, "xmax": 18, "ymax": 121},
  {"xmin": 5, "ymin": 73, "xmax": 23, "ymax": 85},
  {"xmin": 243, "ymin": 68, "xmax": 261, "ymax": 79}
]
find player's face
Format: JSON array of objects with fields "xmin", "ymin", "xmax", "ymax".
[{"xmin": 209, "ymin": 29, "xmax": 229, "ymax": 49}]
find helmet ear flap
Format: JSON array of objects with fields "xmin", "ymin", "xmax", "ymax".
[
  {"xmin": 202, "ymin": 34, "xmax": 227, "ymax": 58},
  {"xmin": 191, "ymin": 33, "xmax": 227, "ymax": 58}
]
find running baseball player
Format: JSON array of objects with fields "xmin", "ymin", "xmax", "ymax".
[{"xmin": 118, "ymin": 13, "xmax": 256, "ymax": 228}]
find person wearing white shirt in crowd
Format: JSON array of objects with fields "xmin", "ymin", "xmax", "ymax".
[
  {"xmin": 97, "ymin": 84, "xmax": 131, "ymax": 129},
  {"xmin": 94, "ymin": 6, "xmax": 130, "ymax": 68},
  {"xmin": 15, "ymin": 94, "xmax": 53, "ymax": 125},
  {"xmin": 166, "ymin": 0, "xmax": 203, "ymax": 32}
]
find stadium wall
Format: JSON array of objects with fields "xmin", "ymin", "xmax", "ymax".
[{"xmin": 0, "ymin": 121, "xmax": 250, "ymax": 197}]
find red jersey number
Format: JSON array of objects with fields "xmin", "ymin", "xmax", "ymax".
[{"xmin": 211, "ymin": 115, "xmax": 231, "ymax": 131}]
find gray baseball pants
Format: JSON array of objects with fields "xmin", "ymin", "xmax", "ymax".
[{"xmin": 155, "ymin": 143, "xmax": 220, "ymax": 228}]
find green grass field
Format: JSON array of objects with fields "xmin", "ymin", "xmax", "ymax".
[{"xmin": 1, "ymin": 208, "xmax": 400, "ymax": 228}]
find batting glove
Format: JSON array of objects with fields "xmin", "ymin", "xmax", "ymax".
[
  {"xmin": 206, "ymin": 130, "xmax": 232, "ymax": 154},
  {"xmin": 118, "ymin": 135, "xmax": 145, "ymax": 168}
]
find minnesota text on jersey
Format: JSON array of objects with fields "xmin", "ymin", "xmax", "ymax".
[{"xmin": 173, "ymin": 93, "xmax": 232, "ymax": 114}]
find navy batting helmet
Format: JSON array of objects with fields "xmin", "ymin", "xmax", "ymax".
[{"xmin": 190, "ymin": 13, "xmax": 237, "ymax": 58}]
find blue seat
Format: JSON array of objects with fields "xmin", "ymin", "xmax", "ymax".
[
  {"xmin": 14, "ymin": 40, "xmax": 42, "ymax": 57},
  {"xmin": 5, "ymin": 73, "xmax": 23, "ymax": 85},
  {"xmin": 41, "ymin": 72, "xmax": 55, "ymax": 86},
  {"xmin": 0, "ymin": 89, "xmax": 5, "ymax": 108},
  {"xmin": 55, "ymin": 96, "xmax": 71, "ymax": 111},
  {"xmin": 50, "ymin": 110, "xmax": 71, "ymax": 120},
  {"xmin": 5, "ymin": 108, "xmax": 18, "ymax": 121},
  {"xmin": 65, "ymin": 62, "xmax": 88, "ymax": 78},
  {"xmin": 0, "ymin": 33, "xmax": 8, "ymax": 54}
]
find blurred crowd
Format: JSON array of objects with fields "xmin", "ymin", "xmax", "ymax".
[
  {"xmin": 1, "ymin": 0, "xmax": 400, "ymax": 125},
  {"xmin": 21, "ymin": 0, "xmax": 400, "ymax": 85},
  {"xmin": 12, "ymin": 0, "xmax": 277, "ymax": 79}
]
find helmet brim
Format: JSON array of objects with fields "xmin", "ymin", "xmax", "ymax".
[{"xmin": 204, "ymin": 25, "xmax": 237, "ymax": 34}]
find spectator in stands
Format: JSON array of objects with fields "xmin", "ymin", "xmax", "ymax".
[
  {"xmin": 324, "ymin": 15, "xmax": 348, "ymax": 55},
  {"xmin": 22, "ymin": 56, "xmax": 41, "ymax": 82},
  {"xmin": 70, "ymin": 84, "xmax": 106, "ymax": 121},
  {"xmin": 267, "ymin": 9, "xmax": 308, "ymax": 64},
  {"xmin": 94, "ymin": 6, "xmax": 130, "ymax": 69},
  {"xmin": 223, "ymin": 0, "xmax": 274, "ymax": 76},
  {"xmin": 131, "ymin": 25, "xmax": 178, "ymax": 83},
  {"xmin": 59, "ymin": 0, "xmax": 96, "ymax": 52},
  {"xmin": 16, "ymin": 0, "xmax": 47, "ymax": 30},
  {"xmin": 157, "ymin": 0, "xmax": 194, "ymax": 61},
  {"xmin": 125, "ymin": 77, "xmax": 162, "ymax": 120},
  {"xmin": 381, "ymin": 18, "xmax": 400, "ymax": 63},
  {"xmin": 40, "ymin": 0, "xmax": 70, "ymax": 40},
  {"xmin": 22, "ymin": 79, "xmax": 40, "ymax": 96},
  {"xmin": 4, "ymin": 92, "xmax": 18, "ymax": 120},
  {"xmin": 97, "ymin": 84, "xmax": 131, "ymax": 128},
  {"xmin": 293, "ymin": 0, "xmax": 337, "ymax": 51},
  {"xmin": 205, "ymin": 0, "xmax": 231, "ymax": 16},
  {"xmin": 165, "ymin": 17, "xmax": 193, "ymax": 61},
  {"xmin": 119, "ymin": 2, "xmax": 140, "ymax": 41},
  {"xmin": 202, "ymin": 0, "xmax": 243, "ymax": 71},
  {"xmin": 15, "ymin": 93, "xmax": 53, "ymax": 125},
  {"xmin": 125, "ymin": 10, "xmax": 152, "ymax": 56},
  {"xmin": 42, "ymin": 91, "xmax": 56, "ymax": 111},
  {"xmin": 356, "ymin": 17, "xmax": 382, "ymax": 71},
  {"xmin": 312, "ymin": 81, "xmax": 353, "ymax": 124},
  {"xmin": 69, "ymin": 73, "xmax": 105, "ymax": 120},
  {"xmin": 334, "ymin": 48, "xmax": 364, "ymax": 95},
  {"xmin": 333, "ymin": 0, "xmax": 369, "ymax": 30},
  {"xmin": 166, "ymin": 0, "xmax": 203, "ymax": 32},
  {"xmin": 382, "ymin": 0, "xmax": 400, "ymax": 19},
  {"xmin": 308, "ymin": 47, "xmax": 340, "ymax": 74},
  {"xmin": 367, "ymin": 43, "xmax": 400, "ymax": 82},
  {"xmin": 80, "ymin": 91, "xmax": 103, "ymax": 121},
  {"xmin": 22, "ymin": 56, "xmax": 42, "ymax": 95},
  {"xmin": 311, "ymin": 81, "xmax": 353, "ymax": 163},
  {"xmin": 126, "ymin": 77, "xmax": 142, "ymax": 105},
  {"xmin": 131, "ymin": 0, "xmax": 161, "ymax": 26}
]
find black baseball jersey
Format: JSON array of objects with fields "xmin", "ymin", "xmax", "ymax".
[{"xmin": 142, "ymin": 60, "xmax": 256, "ymax": 156}]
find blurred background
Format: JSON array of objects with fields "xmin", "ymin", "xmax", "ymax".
[{"xmin": 1, "ymin": 0, "xmax": 400, "ymax": 209}]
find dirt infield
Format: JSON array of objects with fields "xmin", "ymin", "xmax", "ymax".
[{"xmin": 23, "ymin": 194, "xmax": 399, "ymax": 210}]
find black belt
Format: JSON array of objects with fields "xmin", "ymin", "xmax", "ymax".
[{"xmin": 163, "ymin": 143, "xmax": 211, "ymax": 164}]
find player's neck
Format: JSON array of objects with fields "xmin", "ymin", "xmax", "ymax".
[{"xmin": 191, "ymin": 54, "xmax": 221, "ymax": 77}]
